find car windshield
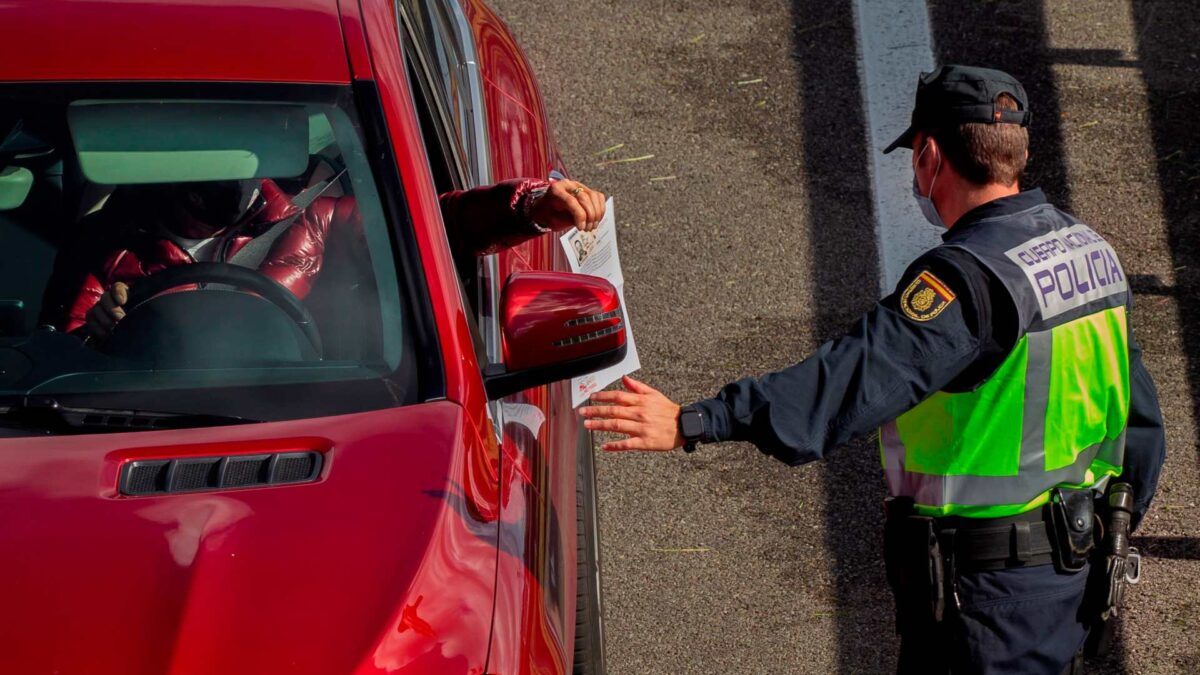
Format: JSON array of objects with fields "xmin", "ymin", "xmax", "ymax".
[{"xmin": 0, "ymin": 83, "xmax": 430, "ymax": 432}]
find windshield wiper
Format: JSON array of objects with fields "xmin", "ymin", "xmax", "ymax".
[{"xmin": 0, "ymin": 397, "xmax": 260, "ymax": 435}]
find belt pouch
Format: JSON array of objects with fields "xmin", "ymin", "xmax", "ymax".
[
  {"xmin": 884, "ymin": 514, "xmax": 945, "ymax": 625},
  {"xmin": 1050, "ymin": 487, "xmax": 1095, "ymax": 573}
]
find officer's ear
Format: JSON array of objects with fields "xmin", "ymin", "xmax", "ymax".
[
  {"xmin": 912, "ymin": 132, "xmax": 941, "ymax": 178},
  {"xmin": 924, "ymin": 135, "xmax": 943, "ymax": 167}
]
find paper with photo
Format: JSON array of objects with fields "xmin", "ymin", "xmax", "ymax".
[{"xmin": 560, "ymin": 197, "xmax": 640, "ymax": 407}]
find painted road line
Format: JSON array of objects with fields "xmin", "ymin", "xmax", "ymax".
[{"xmin": 852, "ymin": 0, "xmax": 941, "ymax": 292}]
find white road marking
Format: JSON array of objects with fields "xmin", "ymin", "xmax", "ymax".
[{"xmin": 852, "ymin": 0, "xmax": 942, "ymax": 292}]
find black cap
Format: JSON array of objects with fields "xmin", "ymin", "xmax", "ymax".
[{"xmin": 882, "ymin": 65, "xmax": 1031, "ymax": 154}]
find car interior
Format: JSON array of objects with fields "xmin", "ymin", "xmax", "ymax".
[{"xmin": 0, "ymin": 92, "xmax": 409, "ymax": 403}]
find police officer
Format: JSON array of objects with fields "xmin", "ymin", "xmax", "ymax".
[{"xmin": 579, "ymin": 65, "xmax": 1167, "ymax": 674}]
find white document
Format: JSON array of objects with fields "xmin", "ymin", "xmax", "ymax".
[{"xmin": 560, "ymin": 197, "xmax": 640, "ymax": 407}]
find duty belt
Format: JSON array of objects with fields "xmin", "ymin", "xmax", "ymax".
[
  {"xmin": 884, "ymin": 498, "xmax": 1059, "ymax": 571},
  {"xmin": 935, "ymin": 509, "xmax": 1055, "ymax": 572}
]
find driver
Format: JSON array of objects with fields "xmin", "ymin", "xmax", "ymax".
[{"xmin": 57, "ymin": 176, "xmax": 604, "ymax": 340}]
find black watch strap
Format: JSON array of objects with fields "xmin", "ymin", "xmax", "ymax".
[{"xmin": 678, "ymin": 405, "xmax": 705, "ymax": 453}]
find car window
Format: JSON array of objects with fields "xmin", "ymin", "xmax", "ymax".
[
  {"xmin": 397, "ymin": 0, "xmax": 482, "ymax": 186},
  {"xmin": 405, "ymin": 52, "xmax": 487, "ymax": 355},
  {"xmin": 398, "ymin": 1, "xmax": 504, "ymax": 372},
  {"xmin": 0, "ymin": 83, "xmax": 429, "ymax": 431}
]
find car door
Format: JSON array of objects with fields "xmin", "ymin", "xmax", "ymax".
[{"xmin": 396, "ymin": 1, "xmax": 573, "ymax": 672}]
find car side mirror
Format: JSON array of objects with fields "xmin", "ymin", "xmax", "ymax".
[{"xmin": 483, "ymin": 271, "xmax": 627, "ymax": 400}]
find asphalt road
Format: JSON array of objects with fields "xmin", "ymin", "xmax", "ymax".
[{"xmin": 488, "ymin": 1, "xmax": 1200, "ymax": 672}]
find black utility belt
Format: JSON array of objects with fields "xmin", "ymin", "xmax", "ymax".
[
  {"xmin": 885, "ymin": 488, "xmax": 1096, "ymax": 575},
  {"xmin": 935, "ymin": 509, "xmax": 1056, "ymax": 572}
]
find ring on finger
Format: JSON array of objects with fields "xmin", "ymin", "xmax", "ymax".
[{"xmin": 570, "ymin": 186, "xmax": 584, "ymax": 196}]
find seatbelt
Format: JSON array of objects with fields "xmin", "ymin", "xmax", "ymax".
[{"xmin": 227, "ymin": 170, "xmax": 345, "ymax": 270}]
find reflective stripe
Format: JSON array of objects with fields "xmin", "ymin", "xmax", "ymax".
[
  {"xmin": 1019, "ymin": 330, "xmax": 1052, "ymax": 472},
  {"xmin": 1097, "ymin": 428, "xmax": 1126, "ymax": 467},
  {"xmin": 884, "ymin": 432, "xmax": 1123, "ymax": 507},
  {"xmin": 881, "ymin": 421, "xmax": 902, "ymax": 494}
]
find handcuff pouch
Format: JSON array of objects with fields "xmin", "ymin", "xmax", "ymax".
[{"xmin": 1049, "ymin": 487, "xmax": 1095, "ymax": 573}]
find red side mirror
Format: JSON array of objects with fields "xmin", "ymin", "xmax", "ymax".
[{"xmin": 482, "ymin": 271, "xmax": 627, "ymax": 400}]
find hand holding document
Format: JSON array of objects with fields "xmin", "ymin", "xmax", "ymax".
[{"xmin": 560, "ymin": 197, "xmax": 640, "ymax": 407}]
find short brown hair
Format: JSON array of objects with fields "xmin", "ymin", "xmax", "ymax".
[{"xmin": 931, "ymin": 93, "xmax": 1028, "ymax": 186}]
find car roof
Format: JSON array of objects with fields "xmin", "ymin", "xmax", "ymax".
[{"xmin": 0, "ymin": 0, "xmax": 351, "ymax": 84}]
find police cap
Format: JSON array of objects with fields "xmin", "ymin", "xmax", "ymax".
[{"xmin": 883, "ymin": 65, "xmax": 1032, "ymax": 154}]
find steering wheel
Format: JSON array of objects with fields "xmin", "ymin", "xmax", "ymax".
[{"xmin": 118, "ymin": 262, "xmax": 322, "ymax": 357}]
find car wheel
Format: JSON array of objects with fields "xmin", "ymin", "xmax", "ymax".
[{"xmin": 573, "ymin": 426, "xmax": 607, "ymax": 675}]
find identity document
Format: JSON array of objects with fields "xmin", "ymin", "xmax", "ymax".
[{"xmin": 559, "ymin": 197, "xmax": 641, "ymax": 407}]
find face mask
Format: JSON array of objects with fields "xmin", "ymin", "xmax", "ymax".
[{"xmin": 912, "ymin": 141, "xmax": 945, "ymax": 229}]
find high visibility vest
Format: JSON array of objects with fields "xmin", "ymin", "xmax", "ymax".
[{"xmin": 880, "ymin": 203, "xmax": 1132, "ymax": 518}]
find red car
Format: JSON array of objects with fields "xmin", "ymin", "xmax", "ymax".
[{"xmin": 0, "ymin": 1, "xmax": 620, "ymax": 673}]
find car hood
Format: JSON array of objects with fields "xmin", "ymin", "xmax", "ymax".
[{"xmin": 0, "ymin": 401, "xmax": 501, "ymax": 675}]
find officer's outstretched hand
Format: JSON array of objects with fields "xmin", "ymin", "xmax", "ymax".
[{"xmin": 579, "ymin": 376, "xmax": 685, "ymax": 452}]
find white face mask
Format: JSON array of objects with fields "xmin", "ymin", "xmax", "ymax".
[{"xmin": 912, "ymin": 141, "xmax": 945, "ymax": 229}]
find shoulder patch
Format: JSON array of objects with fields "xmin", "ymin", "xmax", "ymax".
[{"xmin": 900, "ymin": 270, "xmax": 956, "ymax": 322}]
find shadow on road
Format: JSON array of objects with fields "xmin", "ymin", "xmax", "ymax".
[
  {"xmin": 1132, "ymin": 536, "xmax": 1200, "ymax": 561},
  {"xmin": 1127, "ymin": 8, "xmax": 1200, "ymax": 659},
  {"xmin": 1130, "ymin": 0, "xmax": 1200, "ymax": 473},
  {"xmin": 788, "ymin": 1, "xmax": 893, "ymax": 672}
]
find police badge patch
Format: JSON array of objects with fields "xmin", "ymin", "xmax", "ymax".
[{"xmin": 900, "ymin": 270, "xmax": 956, "ymax": 322}]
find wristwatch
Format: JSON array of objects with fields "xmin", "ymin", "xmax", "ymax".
[{"xmin": 678, "ymin": 405, "xmax": 705, "ymax": 454}]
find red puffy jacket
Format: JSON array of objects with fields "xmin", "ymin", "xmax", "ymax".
[{"xmin": 54, "ymin": 177, "xmax": 550, "ymax": 333}]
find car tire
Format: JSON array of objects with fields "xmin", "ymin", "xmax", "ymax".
[{"xmin": 573, "ymin": 426, "xmax": 607, "ymax": 675}]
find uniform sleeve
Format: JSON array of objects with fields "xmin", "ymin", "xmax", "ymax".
[
  {"xmin": 691, "ymin": 257, "xmax": 985, "ymax": 466},
  {"xmin": 1124, "ymin": 333, "xmax": 1166, "ymax": 531},
  {"xmin": 438, "ymin": 178, "xmax": 551, "ymax": 256}
]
